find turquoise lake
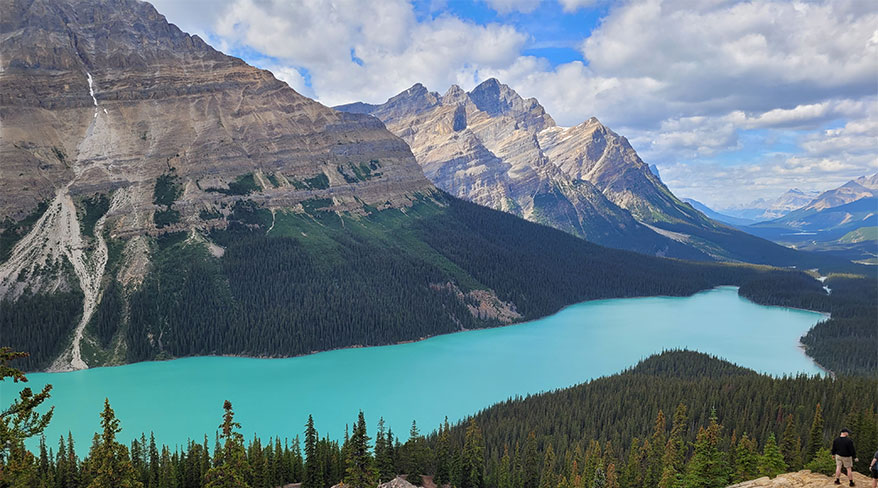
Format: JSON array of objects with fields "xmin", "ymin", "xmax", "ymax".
[{"xmin": 5, "ymin": 286, "xmax": 826, "ymax": 452}]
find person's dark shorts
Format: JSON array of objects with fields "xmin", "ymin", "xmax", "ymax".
[{"xmin": 871, "ymin": 465, "xmax": 878, "ymax": 479}]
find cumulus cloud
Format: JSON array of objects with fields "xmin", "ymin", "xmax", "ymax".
[
  {"xmin": 558, "ymin": 0, "xmax": 601, "ymax": 12},
  {"xmin": 165, "ymin": 0, "xmax": 527, "ymax": 106},
  {"xmin": 148, "ymin": 0, "xmax": 878, "ymax": 206}
]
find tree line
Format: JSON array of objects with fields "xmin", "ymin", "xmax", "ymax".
[{"xmin": 2, "ymin": 349, "xmax": 875, "ymax": 488}]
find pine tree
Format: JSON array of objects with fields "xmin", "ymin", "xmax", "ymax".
[
  {"xmin": 435, "ymin": 417, "xmax": 452, "ymax": 485},
  {"xmin": 344, "ymin": 411, "xmax": 376, "ymax": 488},
  {"xmin": 0, "ymin": 348, "xmax": 54, "ymax": 465},
  {"xmin": 645, "ymin": 410, "xmax": 666, "ymax": 487},
  {"xmin": 522, "ymin": 431, "xmax": 541, "ymax": 488},
  {"xmin": 405, "ymin": 421, "xmax": 424, "ymax": 486},
  {"xmin": 538, "ymin": 443, "xmax": 556, "ymax": 488},
  {"xmin": 660, "ymin": 403, "xmax": 688, "ymax": 488},
  {"xmin": 148, "ymin": 432, "xmax": 159, "ymax": 488},
  {"xmin": 375, "ymin": 417, "xmax": 395, "ymax": 483},
  {"xmin": 497, "ymin": 445, "xmax": 513, "ymax": 488},
  {"xmin": 203, "ymin": 400, "xmax": 250, "ymax": 488},
  {"xmin": 87, "ymin": 398, "xmax": 143, "ymax": 488},
  {"xmin": 582, "ymin": 440, "xmax": 602, "ymax": 488},
  {"xmin": 758, "ymin": 433, "xmax": 786, "ymax": 478},
  {"xmin": 462, "ymin": 419, "xmax": 486, "ymax": 488},
  {"xmin": 303, "ymin": 415, "xmax": 322, "ymax": 488},
  {"xmin": 779, "ymin": 414, "xmax": 801, "ymax": 470},
  {"xmin": 805, "ymin": 403, "xmax": 824, "ymax": 463},
  {"xmin": 684, "ymin": 410, "xmax": 728, "ymax": 488},
  {"xmin": 733, "ymin": 434, "xmax": 758, "ymax": 482},
  {"xmin": 619, "ymin": 438, "xmax": 641, "ymax": 488},
  {"xmin": 606, "ymin": 462, "xmax": 619, "ymax": 488},
  {"xmin": 591, "ymin": 465, "xmax": 606, "ymax": 488}
]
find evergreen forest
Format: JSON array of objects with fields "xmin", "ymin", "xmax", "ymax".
[{"xmin": 1, "ymin": 349, "xmax": 876, "ymax": 488}]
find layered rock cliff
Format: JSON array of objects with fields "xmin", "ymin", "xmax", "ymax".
[
  {"xmin": 339, "ymin": 80, "xmax": 708, "ymax": 259},
  {"xmin": 337, "ymin": 79, "xmax": 843, "ymax": 265},
  {"xmin": 0, "ymin": 0, "xmax": 435, "ymax": 370}
]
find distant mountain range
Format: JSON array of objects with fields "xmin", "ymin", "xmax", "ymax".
[
  {"xmin": 720, "ymin": 188, "xmax": 821, "ymax": 222},
  {"xmin": 337, "ymin": 81, "xmax": 831, "ymax": 265},
  {"xmin": 7, "ymin": 0, "xmax": 849, "ymax": 373},
  {"xmin": 682, "ymin": 199, "xmax": 757, "ymax": 227},
  {"xmin": 748, "ymin": 174, "xmax": 877, "ymax": 241}
]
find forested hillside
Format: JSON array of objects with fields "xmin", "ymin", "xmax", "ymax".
[
  {"xmin": 2, "ymin": 350, "xmax": 875, "ymax": 488},
  {"xmin": 4, "ymin": 192, "xmax": 847, "ymax": 372},
  {"xmin": 739, "ymin": 271, "xmax": 878, "ymax": 376}
]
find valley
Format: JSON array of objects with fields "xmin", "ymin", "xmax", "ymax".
[
  {"xmin": 4, "ymin": 287, "xmax": 825, "ymax": 455},
  {"xmin": 0, "ymin": 0, "xmax": 875, "ymax": 487}
]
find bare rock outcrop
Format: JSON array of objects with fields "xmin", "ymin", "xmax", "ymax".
[
  {"xmin": 726, "ymin": 470, "xmax": 872, "ymax": 488},
  {"xmin": 336, "ymin": 79, "xmax": 712, "ymax": 260}
]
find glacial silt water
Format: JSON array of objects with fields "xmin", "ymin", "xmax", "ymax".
[{"xmin": 5, "ymin": 287, "xmax": 825, "ymax": 451}]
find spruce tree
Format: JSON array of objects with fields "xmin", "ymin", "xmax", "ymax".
[
  {"xmin": 538, "ymin": 443, "xmax": 556, "ymax": 488},
  {"xmin": 87, "ymin": 398, "xmax": 142, "ymax": 488},
  {"xmin": 148, "ymin": 432, "xmax": 159, "ymax": 487},
  {"xmin": 522, "ymin": 431, "xmax": 540, "ymax": 488},
  {"xmin": 660, "ymin": 403, "xmax": 689, "ymax": 488},
  {"xmin": 497, "ymin": 445, "xmax": 513, "ymax": 488},
  {"xmin": 591, "ymin": 465, "xmax": 606, "ymax": 488},
  {"xmin": 805, "ymin": 403, "xmax": 824, "ymax": 463},
  {"xmin": 606, "ymin": 462, "xmax": 619, "ymax": 488},
  {"xmin": 0, "ymin": 348, "xmax": 54, "ymax": 464},
  {"xmin": 733, "ymin": 434, "xmax": 758, "ymax": 482},
  {"xmin": 344, "ymin": 411, "xmax": 376, "ymax": 488},
  {"xmin": 303, "ymin": 415, "xmax": 322, "ymax": 488},
  {"xmin": 404, "ymin": 420, "xmax": 424, "ymax": 486},
  {"xmin": 758, "ymin": 433, "xmax": 786, "ymax": 478},
  {"xmin": 462, "ymin": 419, "xmax": 486, "ymax": 488},
  {"xmin": 645, "ymin": 410, "xmax": 666, "ymax": 487},
  {"xmin": 375, "ymin": 417, "xmax": 394, "ymax": 483},
  {"xmin": 435, "ymin": 417, "xmax": 451, "ymax": 485},
  {"xmin": 683, "ymin": 411, "xmax": 728, "ymax": 488},
  {"xmin": 779, "ymin": 415, "xmax": 801, "ymax": 470},
  {"xmin": 203, "ymin": 400, "xmax": 249, "ymax": 488}
]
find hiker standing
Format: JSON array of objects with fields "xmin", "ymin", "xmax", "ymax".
[
  {"xmin": 870, "ymin": 448, "xmax": 877, "ymax": 488},
  {"xmin": 832, "ymin": 428, "xmax": 858, "ymax": 486}
]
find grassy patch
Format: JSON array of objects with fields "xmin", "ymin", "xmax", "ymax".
[
  {"xmin": 154, "ymin": 172, "xmax": 183, "ymax": 207},
  {"xmin": 336, "ymin": 162, "xmax": 382, "ymax": 183},
  {"xmin": 199, "ymin": 209, "xmax": 223, "ymax": 220},
  {"xmin": 154, "ymin": 209, "xmax": 181, "ymax": 228},
  {"xmin": 79, "ymin": 193, "xmax": 110, "ymax": 237},
  {"xmin": 205, "ymin": 173, "xmax": 260, "ymax": 196}
]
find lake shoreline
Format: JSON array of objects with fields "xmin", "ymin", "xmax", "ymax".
[{"xmin": 33, "ymin": 285, "xmax": 832, "ymax": 376}]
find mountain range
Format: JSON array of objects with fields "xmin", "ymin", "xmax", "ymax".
[
  {"xmin": 2, "ymin": 0, "xmax": 818, "ymax": 372},
  {"xmin": 748, "ymin": 174, "xmax": 878, "ymax": 241},
  {"xmin": 336, "ymin": 81, "xmax": 837, "ymax": 265},
  {"xmin": 720, "ymin": 189, "xmax": 821, "ymax": 222}
]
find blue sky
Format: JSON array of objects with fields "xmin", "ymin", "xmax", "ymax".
[{"xmin": 152, "ymin": 0, "xmax": 877, "ymax": 208}]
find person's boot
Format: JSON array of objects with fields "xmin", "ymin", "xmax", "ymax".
[
  {"xmin": 849, "ymin": 481, "xmax": 855, "ymax": 487},
  {"xmin": 835, "ymin": 479, "xmax": 841, "ymax": 485}
]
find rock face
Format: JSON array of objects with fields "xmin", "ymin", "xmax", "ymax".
[
  {"xmin": 0, "ymin": 0, "xmax": 435, "ymax": 370},
  {"xmin": 798, "ymin": 174, "xmax": 878, "ymax": 213},
  {"xmin": 338, "ymin": 80, "xmax": 711, "ymax": 259},
  {"xmin": 726, "ymin": 470, "xmax": 871, "ymax": 488},
  {"xmin": 0, "ymin": 0, "xmax": 433, "ymax": 225}
]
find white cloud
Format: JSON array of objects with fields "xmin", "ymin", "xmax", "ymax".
[
  {"xmin": 147, "ymin": 0, "xmax": 878, "ymax": 206},
  {"xmin": 558, "ymin": 0, "xmax": 600, "ymax": 12},
  {"xmin": 187, "ymin": 0, "xmax": 528, "ymax": 106}
]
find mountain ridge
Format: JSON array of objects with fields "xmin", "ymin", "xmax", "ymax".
[{"xmin": 337, "ymin": 80, "xmax": 849, "ymax": 267}]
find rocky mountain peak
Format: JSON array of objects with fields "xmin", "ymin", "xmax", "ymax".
[{"xmin": 442, "ymin": 84, "xmax": 468, "ymax": 104}]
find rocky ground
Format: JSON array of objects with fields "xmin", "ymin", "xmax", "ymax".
[{"xmin": 728, "ymin": 470, "xmax": 874, "ymax": 488}]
